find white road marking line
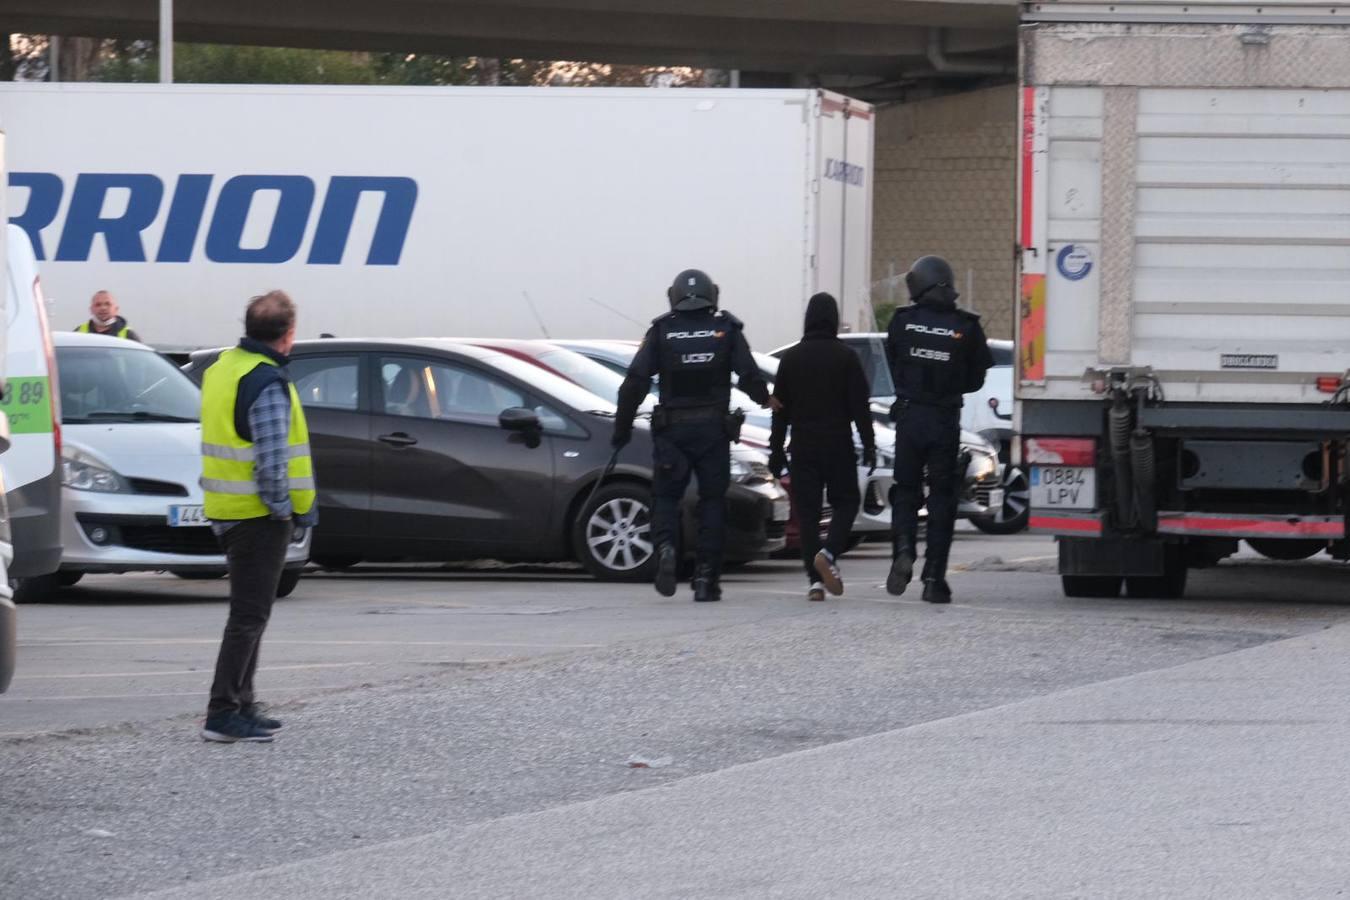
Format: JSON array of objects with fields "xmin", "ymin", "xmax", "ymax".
[
  {"xmin": 19, "ymin": 639, "xmax": 602, "ymax": 649},
  {"xmin": 0, "ymin": 683, "xmax": 357, "ymax": 706},
  {"xmin": 11, "ymin": 659, "xmax": 499, "ymax": 681}
]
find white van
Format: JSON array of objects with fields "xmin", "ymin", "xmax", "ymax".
[
  {"xmin": 0, "ymin": 220, "xmax": 13, "ymax": 690},
  {"xmin": 2, "ymin": 221, "xmax": 61, "ymax": 613}
]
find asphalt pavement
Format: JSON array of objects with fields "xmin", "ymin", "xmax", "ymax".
[{"xmin": 4, "ymin": 529, "xmax": 1350, "ymax": 898}]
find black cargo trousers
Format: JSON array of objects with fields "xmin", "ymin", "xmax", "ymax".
[
  {"xmin": 207, "ymin": 517, "xmax": 292, "ymax": 718},
  {"xmin": 651, "ymin": 417, "xmax": 731, "ymax": 572},
  {"xmin": 891, "ymin": 402, "xmax": 962, "ymax": 581},
  {"xmin": 789, "ymin": 441, "xmax": 861, "ymax": 585}
]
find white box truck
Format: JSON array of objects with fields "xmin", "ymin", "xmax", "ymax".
[
  {"xmin": 0, "ymin": 84, "xmax": 873, "ymax": 351},
  {"xmin": 1016, "ymin": 1, "xmax": 1350, "ymax": 597}
]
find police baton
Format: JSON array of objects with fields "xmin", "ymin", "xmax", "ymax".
[{"xmin": 583, "ymin": 446, "xmax": 623, "ymax": 515}]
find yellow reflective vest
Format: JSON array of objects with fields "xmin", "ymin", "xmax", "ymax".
[
  {"xmin": 76, "ymin": 322, "xmax": 131, "ymax": 339},
  {"xmin": 200, "ymin": 347, "xmax": 316, "ymax": 520}
]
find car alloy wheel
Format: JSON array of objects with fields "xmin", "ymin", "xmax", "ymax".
[
  {"xmin": 573, "ymin": 482, "xmax": 657, "ymax": 581},
  {"xmin": 972, "ymin": 465, "xmax": 1030, "ymax": 535}
]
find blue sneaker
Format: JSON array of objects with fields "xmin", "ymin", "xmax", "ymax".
[
  {"xmin": 201, "ymin": 712, "xmax": 275, "ymax": 743},
  {"xmin": 242, "ymin": 703, "xmax": 283, "ymax": 733}
]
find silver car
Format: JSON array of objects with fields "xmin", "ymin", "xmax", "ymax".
[{"xmin": 16, "ymin": 333, "xmax": 310, "ymax": 602}]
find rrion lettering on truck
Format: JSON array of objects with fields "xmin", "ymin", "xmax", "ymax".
[{"xmin": 9, "ymin": 173, "xmax": 417, "ymax": 265}]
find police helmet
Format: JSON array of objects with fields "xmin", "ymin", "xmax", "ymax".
[
  {"xmin": 667, "ymin": 269, "xmax": 719, "ymax": 311},
  {"xmin": 905, "ymin": 255, "xmax": 956, "ymax": 302}
]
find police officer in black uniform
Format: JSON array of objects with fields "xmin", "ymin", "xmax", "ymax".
[
  {"xmin": 885, "ymin": 256, "xmax": 994, "ymax": 603},
  {"xmin": 613, "ymin": 269, "xmax": 770, "ymax": 602}
]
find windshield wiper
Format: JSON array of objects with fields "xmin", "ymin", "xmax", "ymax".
[
  {"xmin": 585, "ymin": 409, "xmax": 617, "ymax": 418},
  {"xmin": 87, "ymin": 411, "xmax": 198, "ymax": 423}
]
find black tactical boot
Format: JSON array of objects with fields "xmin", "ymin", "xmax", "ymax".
[
  {"xmin": 887, "ymin": 540, "xmax": 915, "ymax": 596},
  {"xmin": 692, "ymin": 564, "xmax": 721, "ymax": 602},
  {"xmin": 654, "ymin": 543, "xmax": 678, "ymax": 598},
  {"xmin": 921, "ymin": 579, "xmax": 953, "ymax": 604}
]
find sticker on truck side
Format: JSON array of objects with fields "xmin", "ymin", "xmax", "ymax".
[
  {"xmin": 0, "ymin": 376, "xmax": 53, "ymax": 434},
  {"xmin": 1220, "ymin": 354, "xmax": 1278, "ymax": 370}
]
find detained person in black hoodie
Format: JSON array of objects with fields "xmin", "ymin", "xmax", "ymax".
[{"xmin": 769, "ymin": 293, "xmax": 875, "ymax": 602}]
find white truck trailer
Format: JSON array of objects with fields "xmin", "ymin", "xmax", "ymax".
[
  {"xmin": 1016, "ymin": 1, "xmax": 1350, "ymax": 597},
  {"xmin": 0, "ymin": 84, "xmax": 873, "ymax": 351}
]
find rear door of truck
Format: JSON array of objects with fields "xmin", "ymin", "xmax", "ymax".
[{"xmin": 812, "ymin": 91, "xmax": 875, "ymax": 336}]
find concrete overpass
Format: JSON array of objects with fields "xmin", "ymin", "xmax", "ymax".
[{"xmin": 9, "ymin": 0, "xmax": 1018, "ymax": 89}]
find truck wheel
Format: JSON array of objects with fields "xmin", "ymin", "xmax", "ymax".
[
  {"xmin": 971, "ymin": 466, "xmax": 1030, "ymax": 535},
  {"xmin": 572, "ymin": 482, "xmax": 657, "ymax": 582},
  {"xmin": 1247, "ymin": 539, "xmax": 1324, "ymax": 561},
  {"xmin": 1061, "ymin": 575, "xmax": 1122, "ymax": 598},
  {"xmin": 276, "ymin": 569, "xmax": 302, "ymax": 599},
  {"xmin": 1124, "ymin": 566, "xmax": 1188, "ymax": 600}
]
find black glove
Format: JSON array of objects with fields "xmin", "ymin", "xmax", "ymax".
[
  {"xmin": 862, "ymin": 448, "xmax": 877, "ymax": 475},
  {"xmin": 611, "ymin": 425, "xmax": 632, "ymax": 450},
  {"xmin": 768, "ymin": 448, "xmax": 788, "ymax": 479}
]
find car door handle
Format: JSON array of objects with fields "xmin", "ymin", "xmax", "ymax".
[{"xmin": 377, "ymin": 432, "xmax": 418, "ymax": 447}]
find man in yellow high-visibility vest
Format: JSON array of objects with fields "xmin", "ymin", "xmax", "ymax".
[
  {"xmin": 75, "ymin": 290, "xmax": 142, "ymax": 341},
  {"xmin": 200, "ymin": 290, "xmax": 317, "ymax": 743}
]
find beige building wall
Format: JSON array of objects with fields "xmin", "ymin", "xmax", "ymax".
[{"xmin": 871, "ymin": 85, "xmax": 1018, "ymax": 338}]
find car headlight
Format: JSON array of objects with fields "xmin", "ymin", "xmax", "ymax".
[
  {"xmin": 966, "ymin": 450, "xmax": 998, "ymax": 482},
  {"xmin": 730, "ymin": 457, "xmax": 773, "ymax": 484},
  {"xmin": 62, "ymin": 447, "xmax": 128, "ymax": 493}
]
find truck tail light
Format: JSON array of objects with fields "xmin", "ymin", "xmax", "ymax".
[
  {"xmin": 1025, "ymin": 437, "xmax": 1095, "ymax": 467},
  {"xmin": 1316, "ymin": 376, "xmax": 1342, "ymax": 394}
]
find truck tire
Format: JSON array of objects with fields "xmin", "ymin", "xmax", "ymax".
[
  {"xmin": 1247, "ymin": 539, "xmax": 1323, "ymax": 561},
  {"xmin": 1124, "ymin": 565, "xmax": 1188, "ymax": 599},
  {"xmin": 1061, "ymin": 575, "xmax": 1122, "ymax": 598},
  {"xmin": 572, "ymin": 482, "xmax": 657, "ymax": 582}
]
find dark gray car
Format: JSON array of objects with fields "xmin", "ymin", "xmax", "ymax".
[{"xmin": 185, "ymin": 339, "xmax": 786, "ymax": 580}]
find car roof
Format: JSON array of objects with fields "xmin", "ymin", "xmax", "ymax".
[
  {"xmin": 460, "ymin": 338, "xmax": 552, "ymax": 355},
  {"xmin": 285, "ymin": 337, "xmax": 503, "ymax": 361},
  {"xmin": 53, "ymin": 330, "xmax": 154, "ymax": 350},
  {"xmin": 554, "ymin": 339, "xmax": 640, "ymax": 350}
]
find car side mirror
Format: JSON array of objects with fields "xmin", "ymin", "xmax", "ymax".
[{"xmin": 499, "ymin": 407, "xmax": 542, "ymax": 448}]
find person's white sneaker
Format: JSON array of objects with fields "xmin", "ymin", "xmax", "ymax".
[
  {"xmin": 813, "ymin": 550, "xmax": 843, "ymax": 596},
  {"xmin": 807, "ymin": 582, "xmax": 826, "ymax": 602}
]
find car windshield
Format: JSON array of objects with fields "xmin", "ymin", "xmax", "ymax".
[
  {"xmin": 989, "ymin": 341, "xmax": 1014, "ymax": 367},
  {"xmin": 58, "ymin": 345, "xmax": 201, "ymax": 424},
  {"xmin": 535, "ymin": 348, "xmax": 626, "ymax": 405}
]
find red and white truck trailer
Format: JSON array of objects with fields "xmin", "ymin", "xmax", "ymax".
[{"xmin": 1015, "ymin": 1, "xmax": 1350, "ymax": 597}]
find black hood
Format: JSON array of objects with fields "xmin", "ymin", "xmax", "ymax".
[{"xmin": 802, "ymin": 292, "xmax": 839, "ymax": 339}]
